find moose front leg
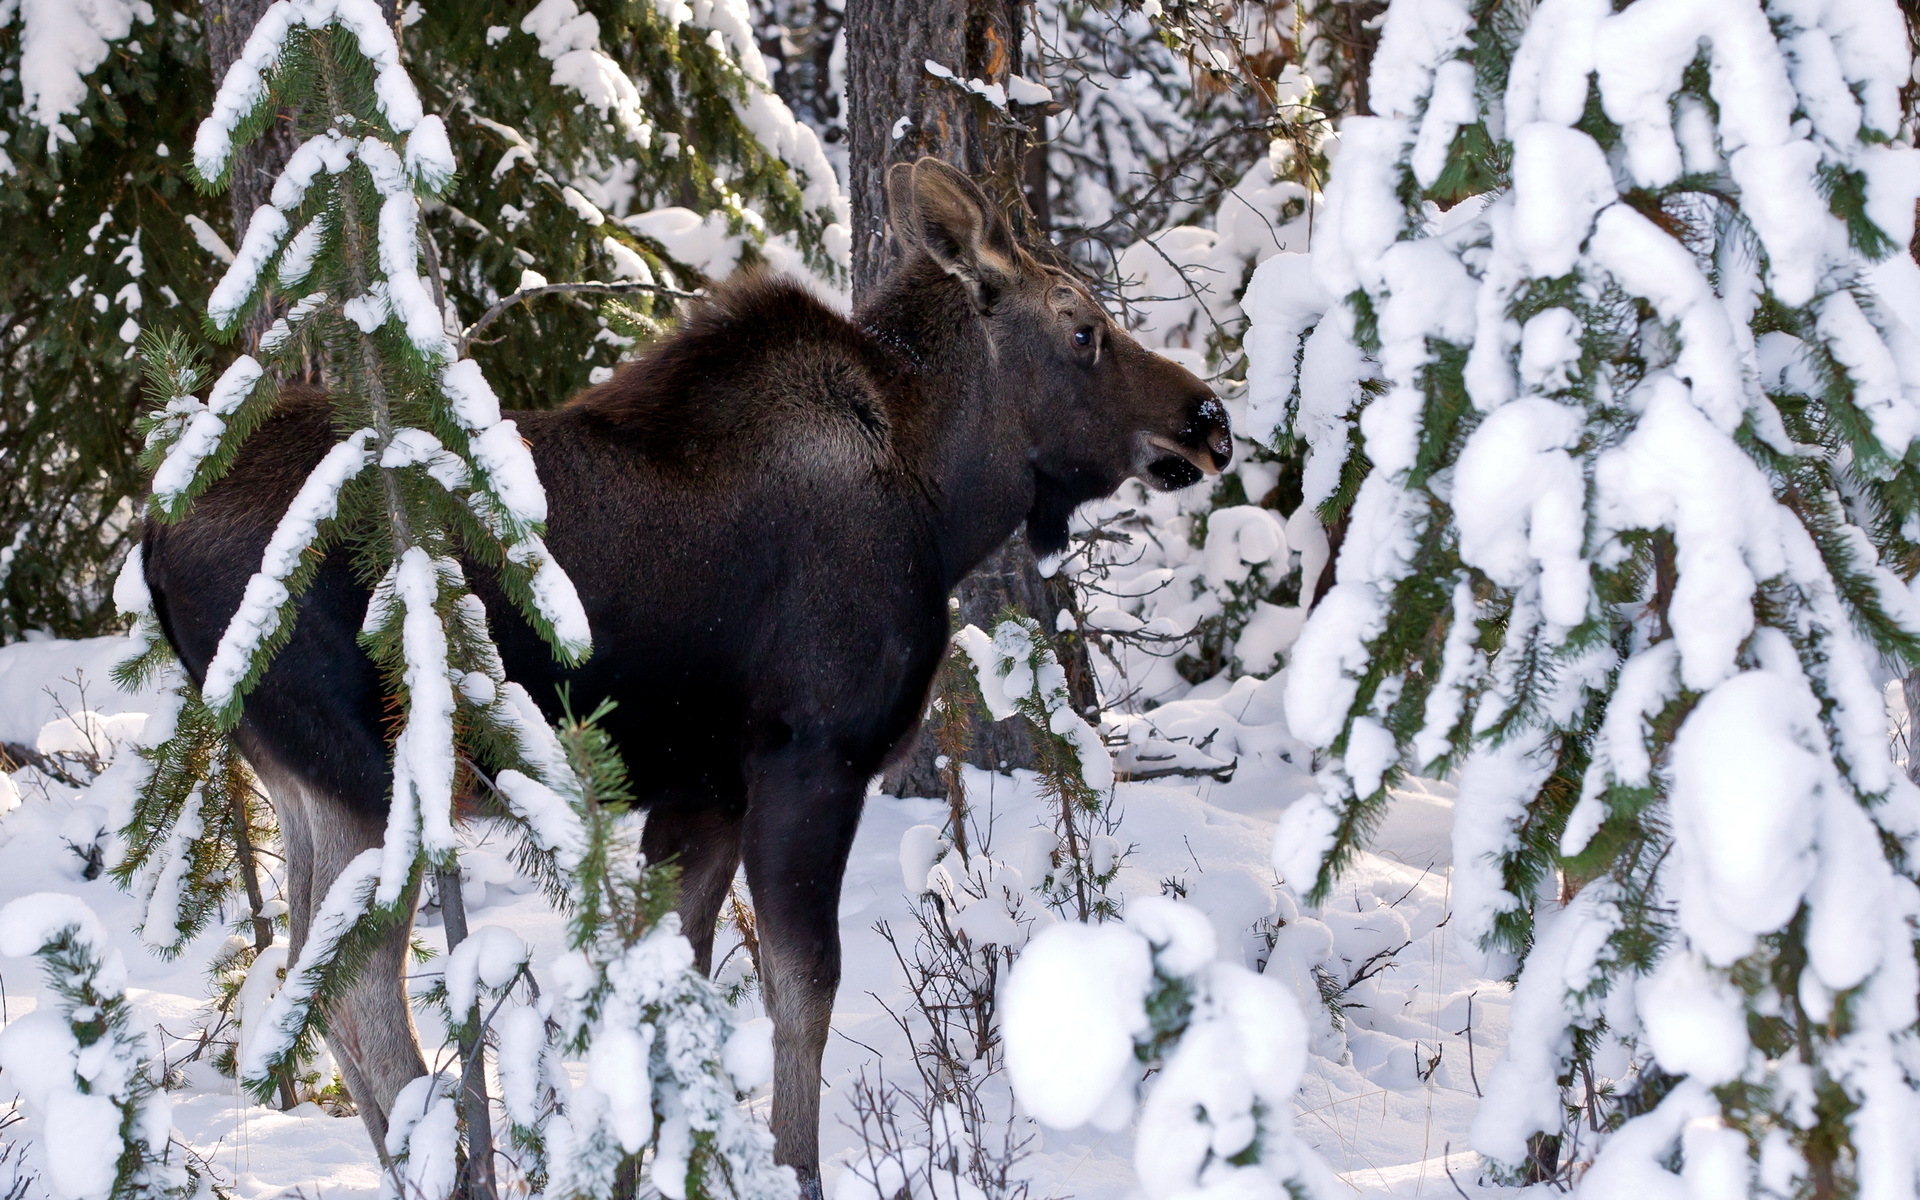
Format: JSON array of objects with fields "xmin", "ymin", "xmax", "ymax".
[{"xmin": 740, "ymin": 745, "xmax": 867, "ymax": 1200}]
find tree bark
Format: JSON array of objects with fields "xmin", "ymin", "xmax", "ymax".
[
  {"xmin": 846, "ymin": 0, "xmax": 1096, "ymax": 798},
  {"xmin": 201, "ymin": 0, "xmax": 304, "ymax": 355},
  {"xmin": 845, "ymin": 0, "xmax": 1031, "ymax": 297}
]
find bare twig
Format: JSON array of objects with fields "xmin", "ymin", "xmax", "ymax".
[
  {"xmin": 1459, "ymin": 990, "xmax": 1482, "ymax": 1098},
  {"xmin": 458, "ymin": 280, "xmax": 700, "ymax": 354},
  {"xmin": 1444, "ymin": 1141, "xmax": 1472, "ymax": 1200},
  {"xmin": 1335, "ymin": 939, "xmax": 1413, "ymax": 999}
]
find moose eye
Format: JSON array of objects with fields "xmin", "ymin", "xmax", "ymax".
[{"xmin": 1073, "ymin": 326, "xmax": 1094, "ymax": 348}]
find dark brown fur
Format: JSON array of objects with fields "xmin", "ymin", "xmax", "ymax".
[{"xmin": 143, "ymin": 160, "xmax": 1230, "ymax": 1194}]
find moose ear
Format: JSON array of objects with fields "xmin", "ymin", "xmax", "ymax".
[{"xmin": 889, "ymin": 158, "xmax": 1019, "ymax": 307}]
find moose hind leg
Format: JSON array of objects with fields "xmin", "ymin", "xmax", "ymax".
[
  {"xmin": 256, "ymin": 758, "xmax": 427, "ymax": 1154},
  {"xmin": 740, "ymin": 746, "xmax": 866, "ymax": 1200},
  {"xmin": 640, "ymin": 801, "xmax": 744, "ymax": 975}
]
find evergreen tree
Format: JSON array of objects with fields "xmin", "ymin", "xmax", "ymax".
[
  {"xmin": 0, "ymin": 0, "xmax": 847, "ymax": 641},
  {"xmin": 153, "ymin": 7, "xmax": 600, "ymax": 1162},
  {"xmin": 1261, "ymin": 0, "xmax": 1920, "ymax": 1188},
  {"xmin": 0, "ymin": 1, "xmax": 224, "ymax": 640},
  {"xmin": 404, "ymin": 0, "xmax": 846, "ymax": 411},
  {"xmin": 118, "ymin": 1, "xmax": 814, "ymax": 1193}
]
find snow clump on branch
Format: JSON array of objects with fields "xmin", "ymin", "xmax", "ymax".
[
  {"xmin": 0, "ymin": 893, "xmax": 196, "ymax": 1200},
  {"xmin": 1003, "ymin": 897, "xmax": 1336, "ymax": 1200}
]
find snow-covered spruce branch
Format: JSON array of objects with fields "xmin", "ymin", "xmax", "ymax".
[
  {"xmin": 1002, "ymin": 897, "xmax": 1336, "ymax": 1200},
  {"xmin": 109, "ymin": 542, "xmax": 289, "ymax": 1117},
  {"xmin": 160, "ymin": 0, "xmax": 596, "ymax": 951},
  {"xmin": 198, "ymin": 428, "xmax": 375, "ymax": 721},
  {"xmin": 236, "ymin": 848, "xmax": 388, "ymax": 1098},
  {"xmin": 0, "ymin": 894, "xmax": 196, "ymax": 1200},
  {"xmin": 182, "ymin": 0, "xmax": 592, "ymax": 675},
  {"xmin": 1258, "ymin": 0, "xmax": 1920, "ymax": 1187},
  {"xmin": 458, "ymin": 279, "xmax": 701, "ymax": 355},
  {"xmin": 382, "ymin": 928, "xmax": 531, "ymax": 1200},
  {"xmin": 382, "ymin": 1074, "xmax": 461, "ymax": 1200},
  {"xmin": 116, "ymin": 699, "xmax": 270, "ymax": 958},
  {"xmin": 508, "ymin": 0, "xmax": 849, "ymax": 278},
  {"xmin": 142, "ymin": 348, "xmax": 270, "ymax": 521}
]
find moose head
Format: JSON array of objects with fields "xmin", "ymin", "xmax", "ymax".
[{"xmin": 878, "ymin": 158, "xmax": 1233, "ymax": 554}]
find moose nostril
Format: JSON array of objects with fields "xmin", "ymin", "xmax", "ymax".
[{"xmin": 1208, "ymin": 427, "xmax": 1233, "ymax": 460}]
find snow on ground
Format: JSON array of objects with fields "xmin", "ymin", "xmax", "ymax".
[
  {"xmin": 0, "ymin": 634, "xmax": 1509, "ymax": 1199},
  {"xmin": 0, "ymin": 635, "xmax": 167, "ymax": 747}
]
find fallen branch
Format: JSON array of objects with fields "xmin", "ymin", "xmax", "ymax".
[
  {"xmin": 1113, "ymin": 758, "xmax": 1238, "ymax": 784},
  {"xmin": 0, "ymin": 741, "xmax": 94, "ymax": 789}
]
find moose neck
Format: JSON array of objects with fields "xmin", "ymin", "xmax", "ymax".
[{"xmin": 858, "ymin": 261, "xmax": 1039, "ymax": 593}]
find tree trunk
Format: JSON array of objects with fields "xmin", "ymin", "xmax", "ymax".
[
  {"xmin": 436, "ymin": 869, "xmax": 499, "ymax": 1200},
  {"xmin": 845, "ymin": 0, "xmax": 1030, "ymax": 296},
  {"xmin": 845, "ymin": 0, "xmax": 1096, "ymax": 798}
]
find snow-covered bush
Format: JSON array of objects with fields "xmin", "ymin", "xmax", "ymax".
[
  {"xmin": 1002, "ymin": 896, "xmax": 1334, "ymax": 1200},
  {"xmin": 838, "ymin": 807, "xmax": 1052, "ymax": 1200},
  {"xmin": 486, "ymin": 702, "xmax": 791, "ymax": 1200},
  {"xmin": 0, "ymin": 894, "xmax": 194, "ymax": 1200},
  {"xmin": 953, "ymin": 617, "xmax": 1120, "ymax": 921},
  {"xmin": 1262, "ymin": 0, "xmax": 1920, "ymax": 1186}
]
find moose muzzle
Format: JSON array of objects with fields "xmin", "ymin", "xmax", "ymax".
[{"xmin": 1139, "ymin": 392, "xmax": 1233, "ymax": 491}]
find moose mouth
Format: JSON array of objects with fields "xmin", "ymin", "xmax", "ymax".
[{"xmin": 1140, "ymin": 434, "xmax": 1224, "ymax": 492}]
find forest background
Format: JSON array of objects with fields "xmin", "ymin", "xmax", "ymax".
[{"xmin": 6, "ymin": 2, "xmax": 1920, "ymax": 1200}]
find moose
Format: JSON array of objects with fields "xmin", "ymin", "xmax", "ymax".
[{"xmin": 143, "ymin": 158, "xmax": 1231, "ymax": 1194}]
